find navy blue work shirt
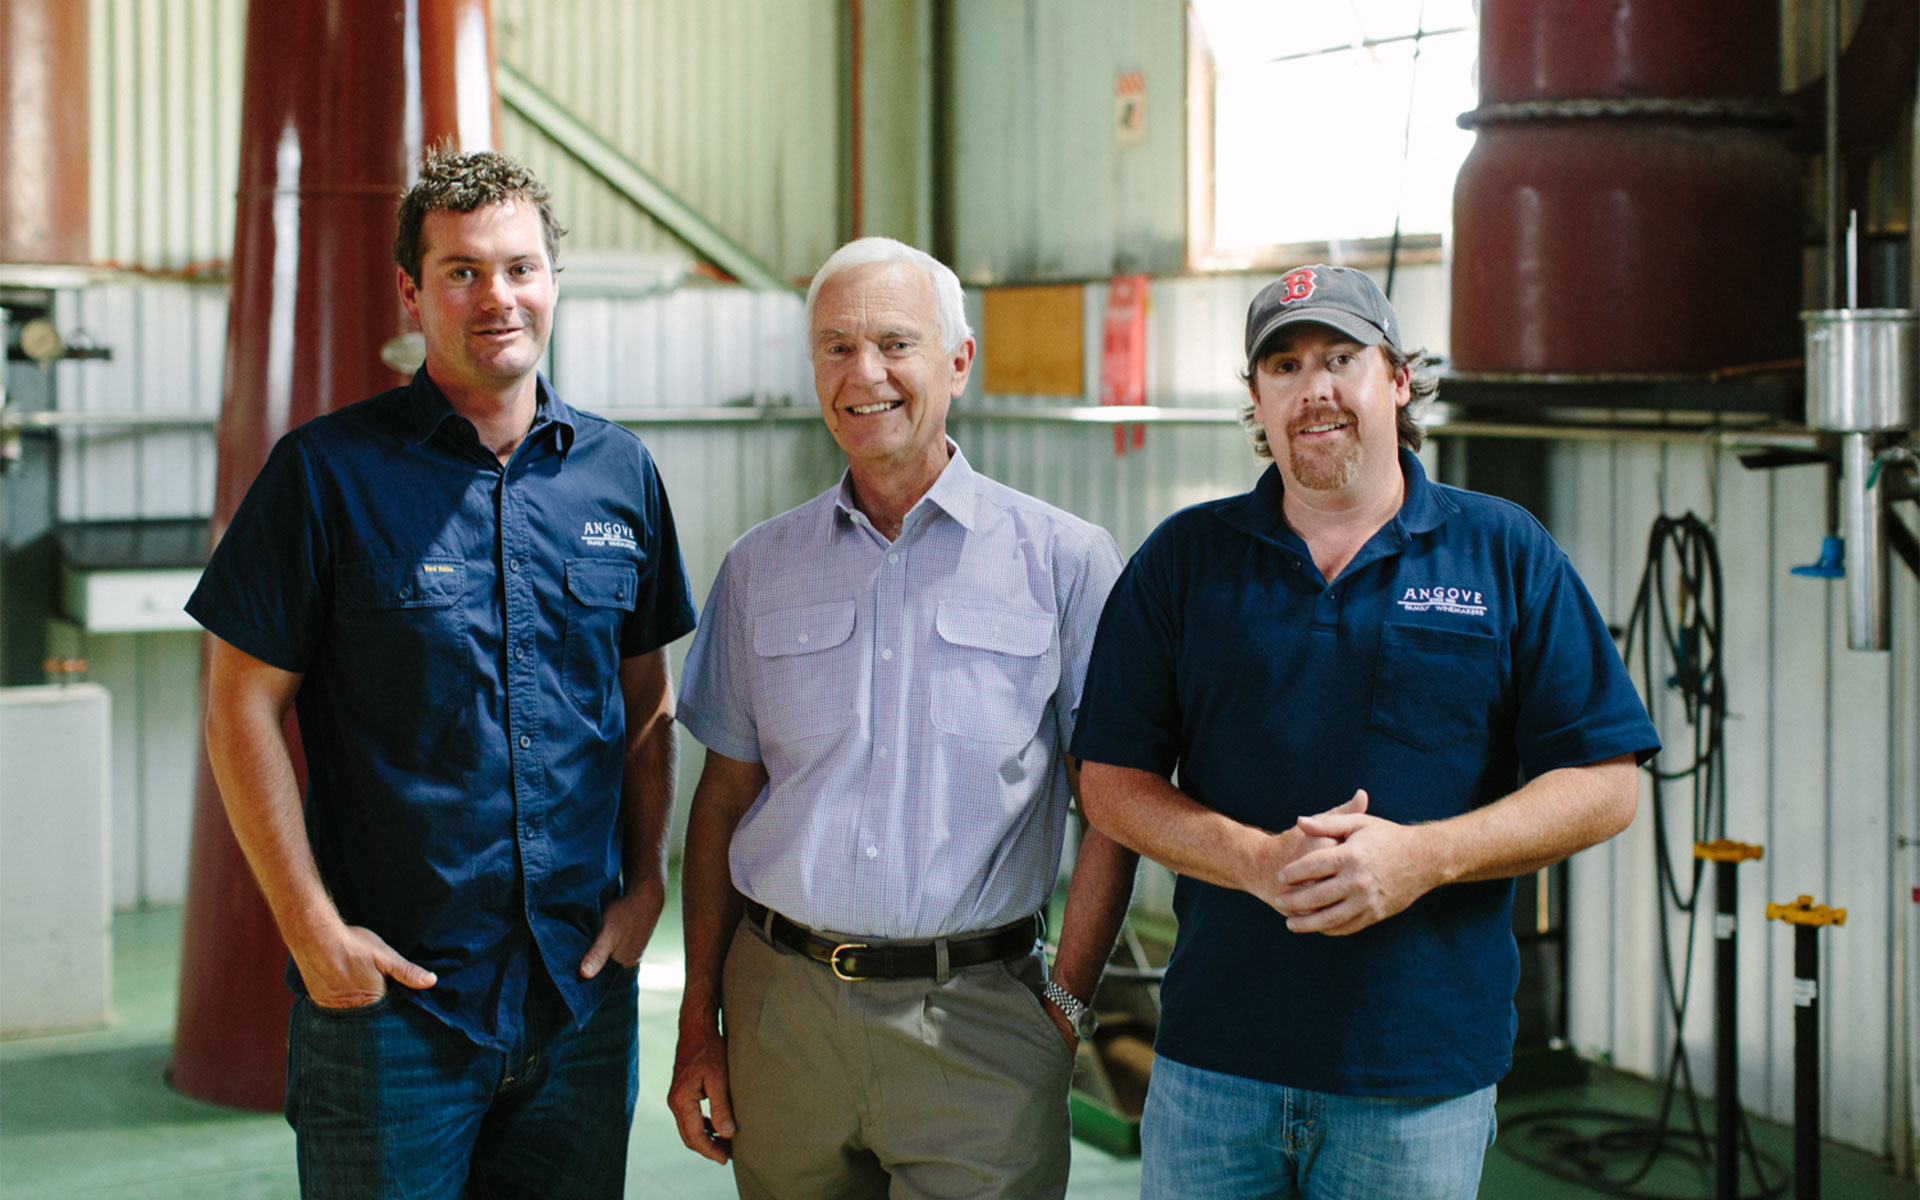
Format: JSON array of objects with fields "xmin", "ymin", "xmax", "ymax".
[
  {"xmin": 1071, "ymin": 449, "xmax": 1658, "ymax": 1096},
  {"xmin": 187, "ymin": 369, "xmax": 697, "ymax": 1049}
]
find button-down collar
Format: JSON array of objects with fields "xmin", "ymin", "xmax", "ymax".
[{"xmin": 829, "ymin": 437, "xmax": 981, "ymax": 541}]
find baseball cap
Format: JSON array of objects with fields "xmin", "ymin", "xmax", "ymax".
[{"xmin": 1244, "ymin": 265, "xmax": 1403, "ymax": 372}]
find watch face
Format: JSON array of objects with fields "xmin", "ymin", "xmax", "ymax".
[{"xmin": 1073, "ymin": 1008, "xmax": 1099, "ymax": 1038}]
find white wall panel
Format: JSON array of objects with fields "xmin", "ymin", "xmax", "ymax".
[{"xmin": 1556, "ymin": 442, "xmax": 1917, "ymax": 1160}]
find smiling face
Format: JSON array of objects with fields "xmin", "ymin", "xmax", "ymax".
[
  {"xmin": 1250, "ymin": 323, "xmax": 1410, "ymax": 502},
  {"xmin": 810, "ymin": 260, "xmax": 974, "ymax": 483},
  {"xmin": 396, "ymin": 200, "xmax": 557, "ymax": 406}
]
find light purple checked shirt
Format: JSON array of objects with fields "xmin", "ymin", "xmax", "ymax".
[{"xmin": 676, "ymin": 443, "xmax": 1123, "ymax": 938}]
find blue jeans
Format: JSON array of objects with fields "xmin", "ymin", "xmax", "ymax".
[
  {"xmin": 1139, "ymin": 1056, "xmax": 1497, "ymax": 1200},
  {"xmin": 284, "ymin": 967, "xmax": 638, "ymax": 1199}
]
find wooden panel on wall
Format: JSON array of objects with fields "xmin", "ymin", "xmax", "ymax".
[{"xmin": 982, "ymin": 285, "xmax": 1085, "ymax": 396}]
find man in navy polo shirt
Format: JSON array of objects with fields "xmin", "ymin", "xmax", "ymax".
[
  {"xmin": 1072, "ymin": 265, "xmax": 1659, "ymax": 1199},
  {"xmin": 189, "ymin": 148, "xmax": 696, "ymax": 1197}
]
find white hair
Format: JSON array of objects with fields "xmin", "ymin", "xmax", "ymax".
[{"xmin": 805, "ymin": 236, "xmax": 972, "ymax": 354}]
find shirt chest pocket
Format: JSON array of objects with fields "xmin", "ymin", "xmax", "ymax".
[
  {"xmin": 1370, "ymin": 623, "xmax": 1505, "ymax": 752},
  {"xmin": 335, "ymin": 557, "xmax": 475, "ymax": 766},
  {"xmin": 750, "ymin": 600, "xmax": 857, "ymax": 750},
  {"xmin": 930, "ymin": 602, "xmax": 1059, "ymax": 745},
  {"xmin": 564, "ymin": 558, "xmax": 639, "ymax": 720}
]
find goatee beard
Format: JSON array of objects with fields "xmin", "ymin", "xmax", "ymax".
[{"xmin": 1286, "ymin": 405, "xmax": 1360, "ymax": 491}]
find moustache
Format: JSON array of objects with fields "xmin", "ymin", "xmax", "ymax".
[{"xmin": 1287, "ymin": 405, "xmax": 1353, "ymax": 437}]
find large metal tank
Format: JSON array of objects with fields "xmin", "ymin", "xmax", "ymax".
[
  {"xmin": 1451, "ymin": 0, "xmax": 1802, "ymax": 376},
  {"xmin": 169, "ymin": 0, "xmax": 497, "ymax": 1112}
]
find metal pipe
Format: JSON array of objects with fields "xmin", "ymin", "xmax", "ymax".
[
  {"xmin": 3, "ymin": 402, "xmax": 1841, "ymax": 449},
  {"xmin": 1841, "ymin": 431, "xmax": 1889, "ymax": 648},
  {"xmin": 1698, "ymin": 841, "xmax": 1764, "ymax": 1200},
  {"xmin": 1768, "ymin": 896, "xmax": 1848, "ymax": 1200},
  {"xmin": 4, "ymin": 410, "xmax": 221, "ymax": 430},
  {"xmin": 495, "ymin": 63, "xmax": 794, "ymax": 293},
  {"xmin": 1795, "ymin": 923, "xmax": 1821, "ymax": 1200},
  {"xmin": 1825, "ymin": 0, "xmax": 1843, "ymax": 310},
  {"xmin": 1716, "ymin": 857, "xmax": 1740, "ymax": 1200}
]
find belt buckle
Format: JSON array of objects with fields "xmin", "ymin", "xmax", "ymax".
[{"xmin": 828, "ymin": 941, "xmax": 869, "ymax": 981}]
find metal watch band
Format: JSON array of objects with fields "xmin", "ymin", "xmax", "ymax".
[{"xmin": 1043, "ymin": 980, "xmax": 1098, "ymax": 1037}]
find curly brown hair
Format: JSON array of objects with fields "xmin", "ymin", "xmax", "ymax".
[{"xmin": 392, "ymin": 146, "xmax": 566, "ymax": 285}]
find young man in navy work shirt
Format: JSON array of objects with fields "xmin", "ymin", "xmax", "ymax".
[
  {"xmin": 189, "ymin": 148, "xmax": 696, "ymax": 1198},
  {"xmin": 1072, "ymin": 265, "xmax": 1659, "ymax": 1200}
]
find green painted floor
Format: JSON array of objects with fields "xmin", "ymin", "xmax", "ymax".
[{"xmin": 1, "ymin": 906, "xmax": 1912, "ymax": 1200}]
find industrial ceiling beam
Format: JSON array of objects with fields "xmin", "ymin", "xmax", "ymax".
[{"xmin": 496, "ymin": 62, "xmax": 795, "ymax": 294}]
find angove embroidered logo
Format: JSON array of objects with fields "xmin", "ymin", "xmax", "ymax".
[
  {"xmin": 581, "ymin": 519, "xmax": 637, "ymax": 550},
  {"xmin": 1397, "ymin": 585, "xmax": 1488, "ymax": 616}
]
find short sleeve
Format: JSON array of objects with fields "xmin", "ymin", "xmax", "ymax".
[
  {"xmin": 619, "ymin": 441, "xmax": 698, "ymax": 657},
  {"xmin": 1068, "ymin": 526, "xmax": 1188, "ymax": 778},
  {"xmin": 1052, "ymin": 525, "xmax": 1125, "ymax": 748},
  {"xmin": 185, "ymin": 431, "xmax": 329, "ymax": 672},
  {"xmin": 674, "ymin": 547, "xmax": 763, "ymax": 763},
  {"xmin": 1510, "ymin": 541, "xmax": 1660, "ymax": 776}
]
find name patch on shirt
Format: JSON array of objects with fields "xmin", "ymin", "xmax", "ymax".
[
  {"xmin": 1397, "ymin": 585, "xmax": 1488, "ymax": 617},
  {"xmin": 581, "ymin": 519, "xmax": 637, "ymax": 551}
]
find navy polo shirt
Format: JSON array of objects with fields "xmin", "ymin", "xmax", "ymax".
[
  {"xmin": 1071, "ymin": 449, "xmax": 1658, "ymax": 1096},
  {"xmin": 188, "ymin": 369, "xmax": 697, "ymax": 1049}
]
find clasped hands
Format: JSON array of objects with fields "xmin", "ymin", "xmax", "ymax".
[{"xmin": 1257, "ymin": 789, "xmax": 1441, "ymax": 937}]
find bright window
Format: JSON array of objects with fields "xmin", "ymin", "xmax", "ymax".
[{"xmin": 1189, "ymin": 0, "xmax": 1479, "ymax": 268}]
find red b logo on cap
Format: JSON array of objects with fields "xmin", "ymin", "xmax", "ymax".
[{"xmin": 1279, "ymin": 268, "xmax": 1316, "ymax": 303}]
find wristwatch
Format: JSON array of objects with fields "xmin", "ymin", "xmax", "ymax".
[{"xmin": 1043, "ymin": 980, "xmax": 1099, "ymax": 1039}]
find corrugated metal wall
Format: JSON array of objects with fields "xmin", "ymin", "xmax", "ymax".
[
  {"xmin": 494, "ymin": 0, "xmax": 844, "ymax": 281},
  {"xmin": 89, "ymin": 0, "xmax": 247, "ymax": 270},
  {"xmin": 87, "ymin": 0, "xmax": 844, "ymax": 277},
  {"xmin": 1554, "ymin": 439, "xmax": 1919, "ymax": 1159},
  {"xmin": 946, "ymin": 0, "xmax": 1188, "ymax": 283}
]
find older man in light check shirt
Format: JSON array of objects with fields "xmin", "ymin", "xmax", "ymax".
[{"xmin": 667, "ymin": 237, "xmax": 1138, "ymax": 1200}]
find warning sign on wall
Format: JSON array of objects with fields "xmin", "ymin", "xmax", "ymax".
[
  {"xmin": 1115, "ymin": 71, "xmax": 1146, "ymax": 148},
  {"xmin": 1100, "ymin": 275, "xmax": 1149, "ymax": 456}
]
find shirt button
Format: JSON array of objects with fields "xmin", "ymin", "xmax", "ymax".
[
  {"xmin": 881, "ymin": 648, "xmax": 893, "ymax": 661},
  {"xmin": 396, "ymin": 585, "xmax": 411, "ymax": 599},
  {"xmin": 797, "ymin": 631, "xmax": 809, "ymax": 644},
  {"xmin": 866, "ymin": 845, "xmax": 878, "ymax": 859},
  {"xmin": 509, "ymin": 560, "xmax": 521, "ymax": 573},
  {"xmin": 512, "ymin": 647, "xmax": 524, "ymax": 661},
  {"xmin": 518, "ymin": 735, "xmax": 531, "ymax": 749},
  {"xmin": 887, "ymin": 553, "xmax": 899, "ymax": 565},
  {"xmin": 877, "ymin": 746, "xmax": 890, "ymax": 759},
  {"xmin": 615, "ymin": 587, "xmax": 625, "ymax": 600}
]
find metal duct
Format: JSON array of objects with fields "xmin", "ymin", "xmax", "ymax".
[
  {"xmin": 1450, "ymin": 0, "xmax": 1801, "ymax": 379},
  {"xmin": 169, "ymin": 0, "xmax": 497, "ymax": 1112},
  {"xmin": 0, "ymin": 0, "xmax": 89, "ymax": 264}
]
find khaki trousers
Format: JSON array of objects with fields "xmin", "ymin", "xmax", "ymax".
[{"xmin": 722, "ymin": 915, "xmax": 1075, "ymax": 1200}]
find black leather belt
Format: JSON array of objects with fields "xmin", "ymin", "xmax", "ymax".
[{"xmin": 743, "ymin": 899, "xmax": 1041, "ymax": 981}]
